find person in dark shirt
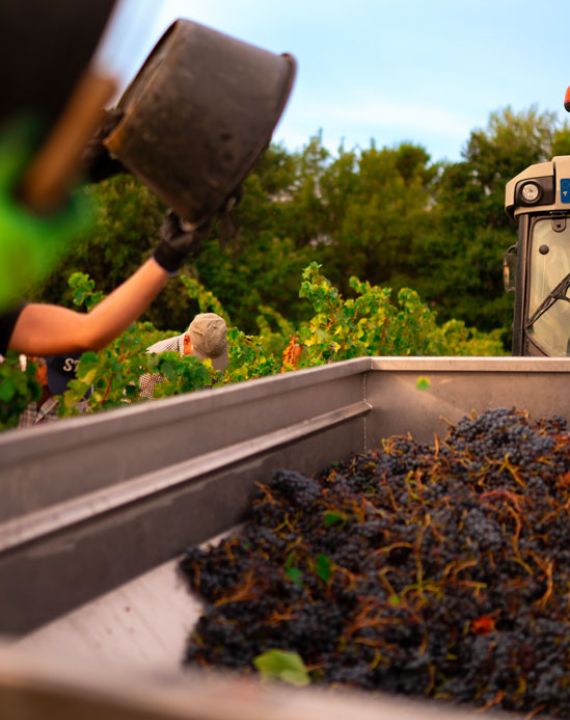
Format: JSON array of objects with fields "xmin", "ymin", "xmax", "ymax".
[{"xmin": 17, "ymin": 353, "xmax": 88, "ymax": 427}]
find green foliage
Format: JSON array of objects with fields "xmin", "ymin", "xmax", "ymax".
[
  {"xmin": 551, "ymin": 122, "xmax": 570, "ymax": 156},
  {"xmin": 28, "ymin": 105, "xmax": 570, "ymax": 345},
  {"xmin": 314, "ymin": 553, "xmax": 332, "ymax": 583},
  {"xmin": 416, "ymin": 376, "xmax": 431, "ymax": 391},
  {"xmin": 285, "ymin": 566, "xmax": 304, "ymax": 588},
  {"xmin": 323, "ymin": 510, "xmax": 348, "ymax": 527},
  {"xmin": 194, "ymin": 107, "xmax": 565, "ymax": 344},
  {"xmin": 0, "ymin": 354, "xmax": 40, "ymax": 430},
  {"xmin": 291, "ymin": 263, "xmax": 504, "ymax": 365},
  {"xmin": 29, "ymin": 174, "xmax": 204, "ymax": 331},
  {"xmin": 316, "ymin": 142, "xmax": 439, "ymax": 298},
  {"xmin": 151, "ymin": 353, "xmax": 214, "ymax": 399},
  {"xmin": 14, "ymin": 102, "xmax": 558, "ymax": 427},
  {"xmin": 181, "ymin": 263, "xmax": 504, "ymax": 393},
  {"xmin": 196, "ymin": 225, "xmax": 313, "ymax": 334},
  {"xmin": 34, "ymin": 175, "xmax": 162, "ymax": 299},
  {"xmin": 179, "ymin": 275, "xmax": 230, "ymax": 322},
  {"xmin": 465, "ymin": 106, "xmax": 557, "ymax": 189},
  {"xmin": 411, "ymin": 106, "xmax": 567, "ymax": 341},
  {"xmin": 231, "ymin": 335, "xmax": 281, "ymax": 380},
  {"xmin": 68, "ymin": 271, "xmax": 104, "ymax": 311},
  {"xmin": 2, "ymin": 259, "xmax": 505, "ymax": 430},
  {"xmin": 59, "ymin": 273, "xmax": 216, "ymax": 416},
  {"xmin": 253, "ymin": 649, "xmax": 310, "ymax": 687}
]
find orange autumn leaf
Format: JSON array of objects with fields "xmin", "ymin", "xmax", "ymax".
[
  {"xmin": 471, "ymin": 615, "xmax": 496, "ymax": 635},
  {"xmin": 281, "ymin": 335, "xmax": 302, "ymax": 371}
]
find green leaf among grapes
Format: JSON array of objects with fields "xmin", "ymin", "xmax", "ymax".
[
  {"xmin": 285, "ymin": 566, "xmax": 304, "ymax": 588},
  {"xmin": 315, "ymin": 553, "xmax": 332, "ymax": 582},
  {"xmin": 323, "ymin": 510, "xmax": 347, "ymax": 527},
  {"xmin": 253, "ymin": 649, "xmax": 310, "ymax": 687}
]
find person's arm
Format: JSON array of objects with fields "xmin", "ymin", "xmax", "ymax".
[
  {"xmin": 8, "ymin": 209, "xmax": 208, "ymax": 355},
  {"xmin": 8, "ymin": 258, "xmax": 169, "ymax": 355}
]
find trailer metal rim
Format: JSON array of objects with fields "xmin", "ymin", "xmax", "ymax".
[{"xmin": 0, "ymin": 400, "xmax": 371, "ymax": 555}]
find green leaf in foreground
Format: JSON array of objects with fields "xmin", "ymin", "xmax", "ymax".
[
  {"xmin": 416, "ymin": 376, "xmax": 431, "ymax": 391},
  {"xmin": 253, "ymin": 649, "xmax": 310, "ymax": 687}
]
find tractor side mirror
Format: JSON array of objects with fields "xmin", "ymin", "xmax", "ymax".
[{"xmin": 503, "ymin": 245, "xmax": 517, "ymax": 292}]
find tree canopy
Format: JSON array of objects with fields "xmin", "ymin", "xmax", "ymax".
[{"xmin": 32, "ymin": 106, "xmax": 570, "ymax": 346}]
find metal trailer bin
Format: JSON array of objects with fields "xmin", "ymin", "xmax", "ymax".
[{"xmin": 0, "ymin": 356, "xmax": 568, "ymax": 719}]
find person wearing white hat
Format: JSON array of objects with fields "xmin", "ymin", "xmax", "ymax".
[{"xmin": 139, "ymin": 312, "xmax": 228, "ymax": 399}]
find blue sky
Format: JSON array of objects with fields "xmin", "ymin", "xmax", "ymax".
[{"xmin": 102, "ymin": 0, "xmax": 570, "ymax": 163}]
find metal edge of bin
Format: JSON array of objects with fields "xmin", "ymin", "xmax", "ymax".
[
  {"xmin": 0, "ymin": 358, "xmax": 374, "ymax": 523},
  {"xmin": 2, "ymin": 357, "xmax": 566, "ymax": 462},
  {"xmin": 0, "ymin": 360, "xmax": 373, "ymax": 634},
  {"xmin": 0, "ymin": 356, "xmax": 565, "ymax": 713},
  {"xmin": 0, "ymin": 357, "xmax": 374, "ymax": 458},
  {"xmin": 0, "ymin": 356, "xmax": 568, "ymax": 635},
  {"xmin": 2, "ymin": 356, "xmax": 566, "ymax": 471},
  {"xmin": 364, "ymin": 356, "xmax": 570, "ymax": 446},
  {"xmin": 0, "ymin": 640, "xmax": 511, "ymax": 720},
  {"xmin": 369, "ymin": 356, "xmax": 570, "ymax": 372}
]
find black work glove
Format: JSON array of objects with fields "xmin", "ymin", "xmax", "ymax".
[
  {"xmin": 82, "ymin": 108, "xmax": 128, "ymax": 183},
  {"xmin": 153, "ymin": 211, "xmax": 210, "ymax": 274}
]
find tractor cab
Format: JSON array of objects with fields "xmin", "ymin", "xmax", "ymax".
[{"xmin": 504, "ymin": 155, "xmax": 570, "ymax": 356}]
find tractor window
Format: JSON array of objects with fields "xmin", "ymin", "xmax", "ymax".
[{"xmin": 527, "ymin": 217, "xmax": 570, "ymax": 356}]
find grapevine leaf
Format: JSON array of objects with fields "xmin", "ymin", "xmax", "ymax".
[
  {"xmin": 0, "ymin": 380, "xmax": 15, "ymax": 402},
  {"xmin": 323, "ymin": 511, "xmax": 347, "ymax": 527},
  {"xmin": 253, "ymin": 650, "xmax": 310, "ymax": 686},
  {"xmin": 315, "ymin": 553, "xmax": 332, "ymax": 582},
  {"xmin": 416, "ymin": 376, "xmax": 431, "ymax": 391},
  {"xmin": 285, "ymin": 567, "xmax": 304, "ymax": 587},
  {"xmin": 280, "ymin": 669, "xmax": 311, "ymax": 687}
]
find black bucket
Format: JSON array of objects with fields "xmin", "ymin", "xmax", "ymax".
[{"xmin": 105, "ymin": 20, "xmax": 296, "ymax": 224}]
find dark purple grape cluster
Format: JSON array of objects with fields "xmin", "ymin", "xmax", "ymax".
[{"xmin": 179, "ymin": 407, "xmax": 570, "ymax": 717}]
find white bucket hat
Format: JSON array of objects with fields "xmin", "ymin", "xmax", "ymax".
[{"xmin": 187, "ymin": 313, "xmax": 228, "ymax": 371}]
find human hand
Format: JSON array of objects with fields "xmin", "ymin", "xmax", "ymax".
[{"xmin": 153, "ymin": 211, "xmax": 210, "ymax": 274}]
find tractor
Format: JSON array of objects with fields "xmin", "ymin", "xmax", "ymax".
[{"xmin": 504, "ymin": 97, "xmax": 570, "ymax": 356}]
